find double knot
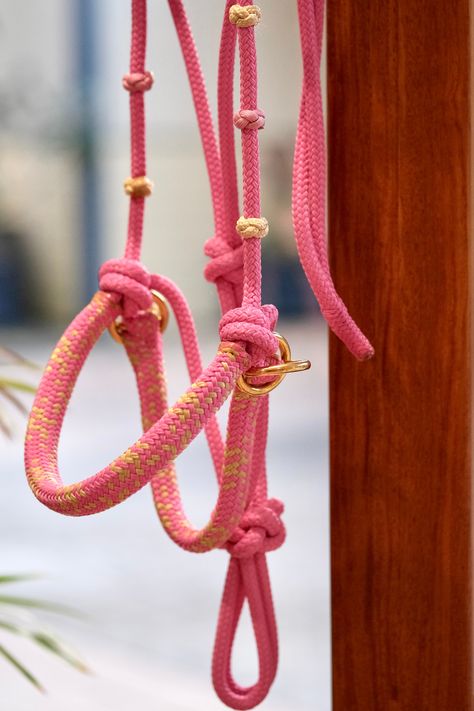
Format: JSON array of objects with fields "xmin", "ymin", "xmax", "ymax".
[
  {"xmin": 224, "ymin": 499, "xmax": 285, "ymax": 559},
  {"xmin": 122, "ymin": 71, "xmax": 154, "ymax": 93},
  {"xmin": 204, "ymin": 236, "xmax": 243, "ymax": 286},
  {"xmin": 219, "ymin": 303, "xmax": 278, "ymax": 365},
  {"xmin": 99, "ymin": 258, "xmax": 153, "ymax": 319},
  {"xmin": 233, "ymin": 109, "xmax": 265, "ymax": 131}
]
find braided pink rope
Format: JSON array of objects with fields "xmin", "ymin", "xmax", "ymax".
[
  {"xmin": 168, "ymin": 0, "xmax": 242, "ymax": 315},
  {"xmin": 24, "ymin": 1, "xmax": 373, "ymax": 709},
  {"xmin": 209, "ymin": 5, "xmax": 282, "ymax": 706},
  {"xmin": 293, "ymin": 0, "xmax": 374, "ymax": 360}
]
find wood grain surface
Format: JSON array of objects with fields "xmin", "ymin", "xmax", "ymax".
[{"xmin": 327, "ymin": 1, "xmax": 473, "ymax": 709}]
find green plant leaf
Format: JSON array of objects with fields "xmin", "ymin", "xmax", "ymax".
[
  {"xmin": 0, "ymin": 386, "xmax": 29, "ymax": 415},
  {"xmin": 0, "ymin": 621, "xmax": 89, "ymax": 673},
  {"xmin": 0, "ymin": 410, "xmax": 12, "ymax": 438},
  {"xmin": 0, "ymin": 596, "xmax": 80, "ymax": 617},
  {"xmin": 0, "ymin": 379, "xmax": 36, "ymax": 394},
  {"xmin": 0, "ymin": 346, "xmax": 39, "ymax": 370},
  {"xmin": 0, "ymin": 574, "xmax": 41, "ymax": 586},
  {"xmin": 0, "ymin": 643, "xmax": 45, "ymax": 692},
  {"xmin": 29, "ymin": 632, "xmax": 88, "ymax": 673}
]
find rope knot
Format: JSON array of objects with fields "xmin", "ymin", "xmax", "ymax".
[
  {"xmin": 236, "ymin": 216, "xmax": 269, "ymax": 239},
  {"xmin": 229, "ymin": 4, "xmax": 262, "ymax": 28},
  {"xmin": 98, "ymin": 258, "xmax": 153, "ymax": 318},
  {"xmin": 219, "ymin": 304, "xmax": 278, "ymax": 365},
  {"xmin": 123, "ymin": 176, "xmax": 154, "ymax": 198},
  {"xmin": 225, "ymin": 499, "xmax": 285, "ymax": 559},
  {"xmin": 122, "ymin": 71, "xmax": 154, "ymax": 93},
  {"xmin": 233, "ymin": 109, "xmax": 265, "ymax": 130},
  {"xmin": 204, "ymin": 236, "xmax": 243, "ymax": 286}
]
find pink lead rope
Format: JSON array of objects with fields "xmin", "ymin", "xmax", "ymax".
[{"xmin": 24, "ymin": 1, "xmax": 373, "ymax": 709}]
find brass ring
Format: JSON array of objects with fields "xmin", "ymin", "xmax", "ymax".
[
  {"xmin": 108, "ymin": 290, "xmax": 169, "ymax": 344},
  {"xmin": 236, "ymin": 333, "xmax": 311, "ymax": 396}
]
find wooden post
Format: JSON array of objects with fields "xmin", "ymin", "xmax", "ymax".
[{"xmin": 327, "ymin": 1, "xmax": 472, "ymax": 709}]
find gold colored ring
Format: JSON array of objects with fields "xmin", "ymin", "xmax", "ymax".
[
  {"xmin": 109, "ymin": 290, "xmax": 169, "ymax": 344},
  {"xmin": 236, "ymin": 333, "xmax": 311, "ymax": 396}
]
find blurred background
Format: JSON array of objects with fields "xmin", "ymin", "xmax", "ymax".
[{"xmin": 0, "ymin": 1, "xmax": 330, "ymax": 709}]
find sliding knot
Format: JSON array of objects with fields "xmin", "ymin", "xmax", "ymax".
[
  {"xmin": 219, "ymin": 304, "xmax": 278, "ymax": 365},
  {"xmin": 236, "ymin": 216, "xmax": 269, "ymax": 239},
  {"xmin": 99, "ymin": 258, "xmax": 153, "ymax": 319},
  {"xmin": 224, "ymin": 499, "xmax": 285, "ymax": 559},
  {"xmin": 122, "ymin": 71, "xmax": 154, "ymax": 93},
  {"xmin": 204, "ymin": 237, "xmax": 243, "ymax": 285},
  {"xmin": 229, "ymin": 4, "xmax": 262, "ymax": 27},
  {"xmin": 233, "ymin": 109, "xmax": 265, "ymax": 130}
]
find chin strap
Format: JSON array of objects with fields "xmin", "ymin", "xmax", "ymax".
[{"xmin": 24, "ymin": 1, "xmax": 373, "ymax": 709}]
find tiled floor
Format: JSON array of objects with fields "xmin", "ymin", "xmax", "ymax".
[{"xmin": 0, "ymin": 317, "xmax": 330, "ymax": 711}]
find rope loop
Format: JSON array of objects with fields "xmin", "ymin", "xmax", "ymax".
[
  {"xmin": 122, "ymin": 70, "xmax": 154, "ymax": 92},
  {"xmin": 233, "ymin": 108, "xmax": 265, "ymax": 130},
  {"xmin": 229, "ymin": 4, "xmax": 262, "ymax": 28},
  {"xmin": 99, "ymin": 258, "xmax": 153, "ymax": 318},
  {"xmin": 224, "ymin": 498, "xmax": 285, "ymax": 558},
  {"xmin": 219, "ymin": 304, "xmax": 278, "ymax": 365}
]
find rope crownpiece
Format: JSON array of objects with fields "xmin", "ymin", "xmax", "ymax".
[
  {"xmin": 236, "ymin": 216, "xmax": 269, "ymax": 239},
  {"xmin": 229, "ymin": 4, "xmax": 262, "ymax": 27},
  {"xmin": 124, "ymin": 176, "xmax": 153, "ymax": 198}
]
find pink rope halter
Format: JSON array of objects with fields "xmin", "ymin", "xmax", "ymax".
[{"xmin": 24, "ymin": 1, "xmax": 373, "ymax": 708}]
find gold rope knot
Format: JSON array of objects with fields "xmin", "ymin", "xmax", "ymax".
[
  {"xmin": 236, "ymin": 216, "xmax": 269, "ymax": 239},
  {"xmin": 229, "ymin": 4, "xmax": 262, "ymax": 28},
  {"xmin": 123, "ymin": 176, "xmax": 154, "ymax": 198}
]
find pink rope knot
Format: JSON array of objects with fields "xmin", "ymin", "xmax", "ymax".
[
  {"xmin": 99, "ymin": 258, "xmax": 153, "ymax": 319},
  {"xmin": 204, "ymin": 236, "xmax": 243, "ymax": 285},
  {"xmin": 233, "ymin": 108, "xmax": 265, "ymax": 130},
  {"xmin": 219, "ymin": 304, "xmax": 278, "ymax": 365},
  {"xmin": 122, "ymin": 71, "xmax": 154, "ymax": 93},
  {"xmin": 213, "ymin": 498, "xmax": 284, "ymax": 708},
  {"xmin": 224, "ymin": 499, "xmax": 285, "ymax": 559}
]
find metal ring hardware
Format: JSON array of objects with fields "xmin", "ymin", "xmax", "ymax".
[
  {"xmin": 236, "ymin": 333, "xmax": 311, "ymax": 396},
  {"xmin": 109, "ymin": 289, "xmax": 170, "ymax": 344}
]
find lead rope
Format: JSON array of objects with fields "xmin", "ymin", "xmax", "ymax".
[{"xmin": 24, "ymin": 1, "xmax": 373, "ymax": 709}]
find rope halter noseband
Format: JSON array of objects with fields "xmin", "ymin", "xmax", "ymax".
[{"xmin": 24, "ymin": 1, "xmax": 373, "ymax": 709}]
